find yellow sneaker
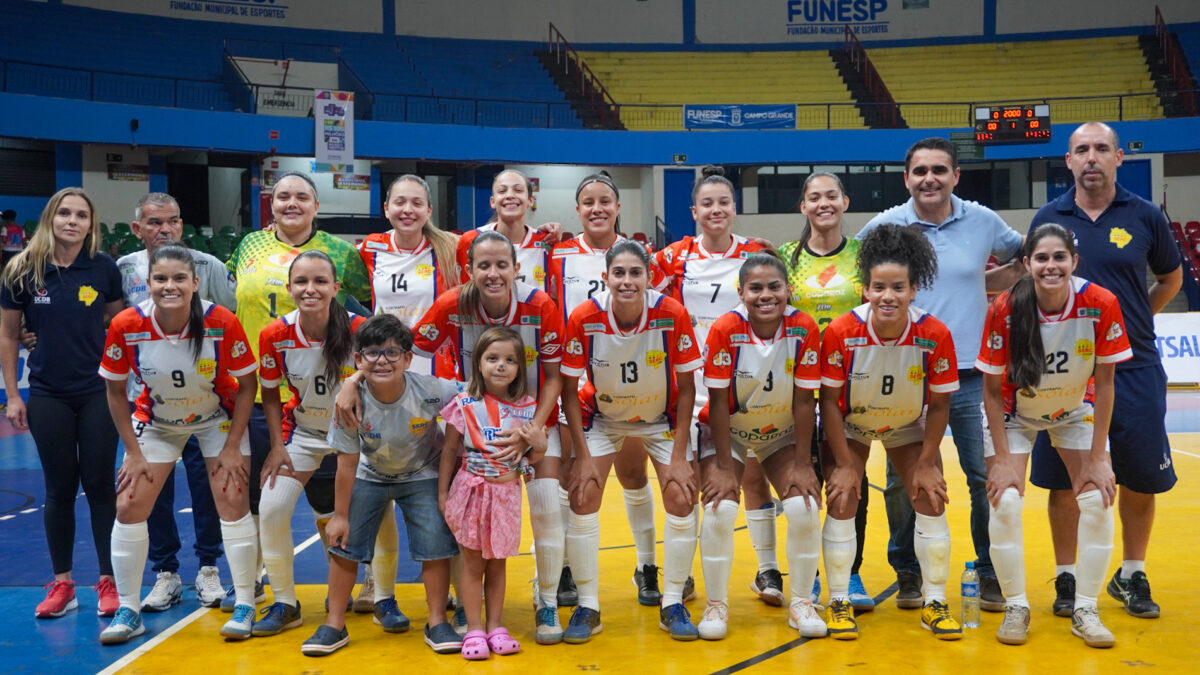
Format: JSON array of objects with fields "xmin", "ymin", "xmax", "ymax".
[
  {"xmin": 824, "ymin": 599, "xmax": 858, "ymax": 640},
  {"xmin": 921, "ymin": 600, "xmax": 963, "ymax": 640}
]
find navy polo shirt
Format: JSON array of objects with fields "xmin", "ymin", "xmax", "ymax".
[
  {"xmin": 0, "ymin": 251, "xmax": 122, "ymax": 397},
  {"xmin": 1031, "ymin": 184, "xmax": 1181, "ymax": 370}
]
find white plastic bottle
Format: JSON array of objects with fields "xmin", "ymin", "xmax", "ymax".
[{"xmin": 961, "ymin": 561, "xmax": 981, "ymax": 628}]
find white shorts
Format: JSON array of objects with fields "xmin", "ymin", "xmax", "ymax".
[
  {"xmin": 285, "ymin": 427, "xmax": 337, "ymax": 472},
  {"xmin": 984, "ymin": 404, "xmax": 1106, "ymax": 458},
  {"xmin": 583, "ymin": 418, "xmax": 690, "ymax": 465},
  {"xmin": 134, "ymin": 418, "xmax": 251, "ymax": 464},
  {"xmin": 844, "ymin": 415, "xmax": 926, "ymax": 450},
  {"xmin": 543, "ymin": 425, "xmax": 563, "ymax": 459},
  {"xmin": 694, "ymin": 422, "xmax": 795, "ymax": 465}
]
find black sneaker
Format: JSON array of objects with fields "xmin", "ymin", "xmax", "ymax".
[
  {"xmin": 1106, "ymin": 569, "xmax": 1160, "ymax": 618},
  {"xmin": 895, "ymin": 571, "xmax": 923, "ymax": 609},
  {"xmin": 1053, "ymin": 572, "xmax": 1076, "ymax": 617},
  {"xmin": 633, "ymin": 564, "xmax": 661, "ymax": 606},
  {"xmin": 683, "ymin": 575, "xmax": 697, "ymax": 603},
  {"xmin": 979, "ymin": 575, "xmax": 1005, "ymax": 612},
  {"xmin": 557, "ymin": 566, "xmax": 579, "ymax": 607},
  {"xmin": 750, "ymin": 569, "xmax": 784, "ymax": 607}
]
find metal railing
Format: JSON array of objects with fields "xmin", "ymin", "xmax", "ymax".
[
  {"xmin": 1, "ymin": 58, "xmax": 236, "ymax": 111},
  {"xmin": 844, "ymin": 25, "xmax": 902, "ymax": 128},
  {"xmin": 547, "ymin": 22, "xmax": 622, "ymax": 129},
  {"xmin": 1155, "ymin": 6, "xmax": 1197, "ymax": 116}
]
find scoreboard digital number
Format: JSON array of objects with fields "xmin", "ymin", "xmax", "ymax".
[{"xmin": 973, "ymin": 104, "xmax": 1051, "ymax": 144}]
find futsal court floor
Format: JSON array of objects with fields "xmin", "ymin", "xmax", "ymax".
[{"xmin": 1, "ymin": 393, "xmax": 1198, "ymax": 674}]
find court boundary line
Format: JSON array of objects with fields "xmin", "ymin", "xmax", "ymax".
[
  {"xmin": 708, "ymin": 584, "xmax": 898, "ymax": 674},
  {"xmin": 96, "ymin": 532, "xmax": 321, "ymax": 675}
]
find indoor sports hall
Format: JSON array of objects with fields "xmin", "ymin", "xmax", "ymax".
[{"xmin": 2, "ymin": 1, "xmax": 1200, "ymax": 673}]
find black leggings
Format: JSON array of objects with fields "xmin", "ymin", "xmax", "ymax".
[{"xmin": 27, "ymin": 392, "xmax": 119, "ymax": 576}]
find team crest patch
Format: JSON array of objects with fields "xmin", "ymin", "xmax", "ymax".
[
  {"xmin": 1105, "ymin": 322, "xmax": 1124, "ymax": 341},
  {"xmin": 1075, "ymin": 339, "xmax": 1095, "ymax": 360},
  {"xmin": 416, "ymin": 263, "xmax": 434, "ymax": 280},
  {"xmin": 418, "ymin": 323, "xmax": 439, "ymax": 342},
  {"xmin": 77, "ymin": 285, "xmax": 98, "ymax": 306},
  {"xmin": 646, "ymin": 350, "xmax": 666, "ymax": 369},
  {"xmin": 231, "ymin": 341, "xmax": 248, "ymax": 358},
  {"xmin": 261, "ymin": 355, "xmax": 276, "ymax": 370},
  {"xmin": 566, "ymin": 338, "xmax": 583, "ymax": 355},
  {"xmin": 933, "ymin": 357, "xmax": 950, "ymax": 374},
  {"xmin": 988, "ymin": 331, "xmax": 1003, "ymax": 350},
  {"xmin": 827, "ymin": 352, "xmax": 843, "ymax": 367},
  {"xmin": 197, "ymin": 359, "xmax": 216, "ymax": 379},
  {"xmin": 676, "ymin": 334, "xmax": 693, "ymax": 352},
  {"xmin": 907, "ymin": 365, "xmax": 924, "ymax": 385},
  {"xmin": 525, "ymin": 345, "xmax": 538, "ymax": 366},
  {"xmin": 1109, "ymin": 227, "xmax": 1132, "ymax": 249},
  {"xmin": 712, "ymin": 349, "xmax": 731, "ymax": 367},
  {"xmin": 105, "ymin": 344, "xmax": 123, "ymax": 361}
]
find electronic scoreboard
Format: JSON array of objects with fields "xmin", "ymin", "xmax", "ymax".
[{"xmin": 973, "ymin": 104, "xmax": 1051, "ymax": 144}]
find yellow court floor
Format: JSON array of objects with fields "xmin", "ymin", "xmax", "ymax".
[{"xmin": 112, "ymin": 435, "xmax": 1200, "ymax": 674}]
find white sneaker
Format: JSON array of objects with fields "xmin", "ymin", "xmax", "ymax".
[
  {"xmin": 697, "ymin": 600, "xmax": 728, "ymax": 640},
  {"xmin": 195, "ymin": 567, "xmax": 224, "ymax": 607},
  {"xmin": 789, "ymin": 598, "xmax": 828, "ymax": 638},
  {"xmin": 141, "ymin": 572, "xmax": 182, "ymax": 612},
  {"xmin": 1071, "ymin": 606, "xmax": 1114, "ymax": 648},
  {"xmin": 353, "ymin": 570, "xmax": 376, "ymax": 613}
]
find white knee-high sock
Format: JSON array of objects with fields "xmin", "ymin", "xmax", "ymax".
[
  {"xmin": 566, "ymin": 511, "xmax": 601, "ymax": 611},
  {"xmin": 623, "ymin": 484, "xmax": 658, "ymax": 567},
  {"xmin": 914, "ymin": 512, "xmax": 951, "ymax": 603},
  {"xmin": 988, "ymin": 486, "xmax": 1027, "ymax": 608},
  {"xmin": 372, "ymin": 509, "xmax": 399, "ymax": 602},
  {"xmin": 699, "ymin": 499, "xmax": 739, "ymax": 604},
  {"xmin": 252, "ymin": 514, "xmax": 264, "ymax": 582},
  {"xmin": 745, "ymin": 505, "xmax": 779, "ymax": 572},
  {"xmin": 528, "ymin": 478, "xmax": 565, "ymax": 608},
  {"xmin": 559, "ymin": 485, "xmax": 572, "ymax": 568},
  {"xmin": 222, "ymin": 513, "xmax": 259, "ymax": 607},
  {"xmin": 1075, "ymin": 489, "xmax": 1114, "ymax": 607},
  {"xmin": 111, "ymin": 520, "xmax": 150, "ymax": 611},
  {"xmin": 661, "ymin": 506, "xmax": 699, "ymax": 607},
  {"xmin": 783, "ymin": 496, "xmax": 821, "ymax": 604},
  {"xmin": 258, "ymin": 475, "xmax": 304, "ymax": 606},
  {"xmin": 822, "ymin": 514, "xmax": 856, "ymax": 601}
]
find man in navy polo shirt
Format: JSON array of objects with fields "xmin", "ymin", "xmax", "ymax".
[{"xmin": 1030, "ymin": 122, "xmax": 1181, "ymax": 620}]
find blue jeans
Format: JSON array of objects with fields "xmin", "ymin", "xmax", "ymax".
[
  {"xmin": 884, "ymin": 369, "xmax": 993, "ymax": 577},
  {"xmin": 147, "ymin": 435, "xmax": 223, "ymax": 572},
  {"xmin": 330, "ymin": 477, "xmax": 457, "ymax": 563}
]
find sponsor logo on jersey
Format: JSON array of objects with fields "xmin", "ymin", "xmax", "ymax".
[
  {"xmin": 533, "ymin": 266, "xmax": 546, "ymax": 285},
  {"xmin": 500, "ymin": 406, "xmax": 535, "ymax": 421},
  {"xmin": 785, "ymin": 326, "xmax": 808, "ymax": 338},
  {"xmin": 275, "ymin": 340, "xmax": 295, "ymax": 348},
  {"xmin": 77, "ymin": 285, "xmax": 99, "ymax": 306},
  {"xmin": 844, "ymin": 337, "xmax": 867, "ymax": 347},
  {"xmin": 933, "ymin": 357, "xmax": 950, "ymax": 375},
  {"xmin": 1075, "ymin": 339, "xmax": 1095, "ymax": 360},
  {"xmin": 730, "ymin": 333, "xmax": 750, "ymax": 344},
  {"xmin": 646, "ymin": 350, "xmax": 666, "ymax": 369},
  {"xmin": 197, "ymin": 359, "xmax": 216, "ymax": 379},
  {"xmin": 566, "ymin": 338, "xmax": 583, "ymax": 355},
  {"xmin": 914, "ymin": 337, "xmax": 936, "ymax": 350},
  {"xmin": 713, "ymin": 349, "xmax": 732, "ymax": 367},
  {"xmin": 827, "ymin": 352, "xmax": 843, "ymax": 367},
  {"xmin": 988, "ymin": 331, "xmax": 1003, "ymax": 350},
  {"xmin": 126, "ymin": 331, "xmax": 151, "ymax": 342},
  {"xmin": 583, "ymin": 322, "xmax": 606, "ymax": 333},
  {"xmin": 416, "ymin": 263, "xmax": 434, "ymax": 280},
  {"xmin": 261, "ymin": 355, "xmax": 276, "ymax": 370},
  {"xmin": 800, "ymin": 349, "xmax": 818, "ymax": 366},
  {"xmin": 1039, "ymin": 408, "xmax": 1069, "ymax": 423},
  {"xmin": 410, "ymin": 417, "xmax": 431, "ymax": 434},
  {"xmin": 364, "ymin": 240, "xmax": 389, "ymax": 251},
  {"xmin": 524, "ymin": 345, "xmax": 538, "ymax": 366},
  {"xmin": 732, "ymin": 424, "xmax": 784, "ymax": 443},
  {"xmin": 418, "ymin": 323, "xmax": 439, "ymax": 342},
  {"xmin": 676, "ymin": 334, "xmax": 693, "ymax": 352},
  {"xmin": 1108, "ymin": 227, "xmax": 1132, "ymax": 249},
  {"xmin": 219, "ymin": 420, "xmax": 232, "ymax": 433},
  {"xmin": 33, "ymin": 288, "xmax": 50, "ymax": 304},
  {"xmin": 268, "ymin": 251, "xmax": 300, "ymax": 269},
  {"xmin": 598, "ymin": 393, "xmax": 613, "ymax": 403},
  {"xmin": 907, "ymin": 365, "xmax": 925, "ymax": 385},
  {"xmin": 481, "ymin": 426, "xmax": 502, "ymax": 442},
  {"xmin": 1077, "ymin": 307, "xmax": 1101, "ymax": 318},
  {"xmin": 785, "ymin": 358, "xmax": 795, "ymax": 374},
  {"xmin": 1105, "ymin": 322, "xmax": 1123, "ymax": 341},
  {"xmin": 231, "ymin": 341, "xmax": 248, "ymax": 358},
  {"xmin": 205, "ymin": 328, "xmax": 225, "ymax": 337},
  {"xmin": 649, "ymin": 318, "xmax": 673, "ymax": 329},
  {"xmin": 106, "ymin": 344, "xmax": 123, "ymax": 361},
  {"xmin": 520, "ymin": 315, "xmax": 541, "ymax": 326}
]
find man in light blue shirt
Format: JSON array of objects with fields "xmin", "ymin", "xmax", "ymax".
[{"xmin": 858, "ymin": 137, "xmax": 1022, "ymax": 614}]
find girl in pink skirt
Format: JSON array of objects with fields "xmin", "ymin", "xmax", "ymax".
[{"xmin": 438, "ymin": 326, "xmax": 549, "ymax": 660}]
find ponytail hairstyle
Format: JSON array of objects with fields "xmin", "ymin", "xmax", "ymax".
[
  {"xmin": 2, "ymin": 187, "xmax": 101, "ymax": 295},
  {"xmin": 384, "ymin": 175, "xmax": 460, "ymax": 288},
  {"xmin": 149, "ymin": 243, "xmax": 205, "ymax": 361},
  {"xmin": 604, "ymin": 238, "xmax": 651, "ymax": 271},
  {"xmin": 738, "ymin": 250, "xmax": 788, "ymax": 287},
  {"xmin": 1006, "ymin": 223, "xmax": 1078, "ymax": 392},
  {"xmin": 466, "ymin": 326, "xmax": 529, "ymax": 402},
  {"xmin": 791, "ymin": 171, "xmax": 848, "ymax": 268},
  {"xmin": 487, "ymin": 169, "xmax": 533, "ymax": 225},
  {"xmin": 856, "ymin": 223, "xmax": 937, "ymax": 291},
  {"xmin": 457, "ymin": 230, "xmax": 517, "ymax": 322},
  {"xmin": 289, "ymin": 250, "xmax": 353, "ymax": 385},
  {"xmin": 574, "ymin": 171, "xmax": 622, "ymax": 234},
  {"xmin": 691, "ymin": 165, "xmax": 735, "ymax": 203}
]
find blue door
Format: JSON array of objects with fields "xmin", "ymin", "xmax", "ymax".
[
  {"xmin": 663, "ymin": 168, "xmax": 696, "ymax": 244},
  {"xmin": 1116, "ymin": 159, "xmax": 1152, "ymax": 202}
]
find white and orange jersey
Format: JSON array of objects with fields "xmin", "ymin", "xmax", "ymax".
[
  {"xmin": 99, "ymin": 300, "xmax": 258, "ymax": 427},
  {"xmin": 358, "ymin": 231, "xmax": 455, "ymax": 375},
  {"xmin": 412, "ymin": 281, "xmax": 564, "ymax": 398},
  {"xmin": 699, "ymin": 305, "xmax": 822, "ymax": 443},
  {"xmin": 562, "ymin": 289, "xmax": 703, "ymax": 428},
  {"xmin": 457, "ymin": 223, "xmax": 553, "ymax": 292},
  {"xmin": 443, "ymin": 391, "xmax": 538, "ymax": 478},
  {"xmin": 976, "ymin": 276, "xmax": 1132, "ymax": 427},
  {"xmin": 653, "ymin": 234, "xmax": 766, "ymax": 348},
  {"xmin": 258, "ymin": 310, "xmax": 368, "ymax": 441},
  {"xmin": 820, "ymin": 304, "xmax": 959, "ymax": 437},
  {"xmin": 547, "ymin": 235, "xmax": 667, "ymax": 324}
]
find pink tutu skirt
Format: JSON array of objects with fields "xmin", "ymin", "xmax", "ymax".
[{"xmin": 444, "ymin": 470, "xmax": 522, "ymax": 559}]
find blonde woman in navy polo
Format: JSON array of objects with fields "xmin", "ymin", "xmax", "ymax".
[{"xmin": 0, "ymin": 188, "xmax": 124, "ymax": 620}]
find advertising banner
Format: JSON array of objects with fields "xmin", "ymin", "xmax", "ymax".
[
  {"xmin": 1154, "ymin": 313, "xmax": 1200, "ymax": 384},
  {"xmin": 315, "ymin": 90, "xmax": 354, "ymax": 167},
  {"xmin": 684, "ymin": 104, "xmax": 797, "ymax": 130}
]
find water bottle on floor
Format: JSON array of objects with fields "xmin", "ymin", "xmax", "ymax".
[{"xmin": 961, "ymin": 562, "xmax": 981, "ymax": 628}]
